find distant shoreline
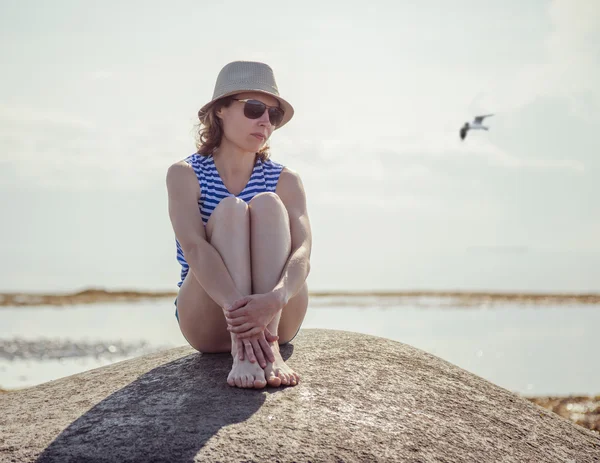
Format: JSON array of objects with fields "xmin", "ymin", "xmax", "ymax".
[{"xmin": 1, "ymin": 287, "xmax": 600, "ymax": 307}]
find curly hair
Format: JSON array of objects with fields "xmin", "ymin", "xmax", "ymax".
[{"xmin": 194, "ymin": 96, "xmax": 271, "ymax": 162}]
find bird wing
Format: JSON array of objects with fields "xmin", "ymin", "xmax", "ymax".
[{"xmin": 474, "ymin": 114, "xmax": 494, "ymax": 124}]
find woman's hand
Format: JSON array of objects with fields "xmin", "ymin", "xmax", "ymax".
[
  {"xmin": 225, "ymin": 291, "xmax": 286, "ymax": 339},
  {"xmin": 236, "ymin": 328, "xmax": 279, "ymax": 368}
]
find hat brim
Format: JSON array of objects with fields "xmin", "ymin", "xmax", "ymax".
[{"xmin": 198, "ymin": 89, "xmax": 294, "ymax": 130}]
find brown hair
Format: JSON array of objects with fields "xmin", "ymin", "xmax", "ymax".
[{"xmin": 194, "ymin": 96, "xmax": 271, "ymax": 162}]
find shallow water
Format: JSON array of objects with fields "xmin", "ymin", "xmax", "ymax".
[{"xmin": 1, "ymin": 297, "xmax": 599, "ymax": 395}]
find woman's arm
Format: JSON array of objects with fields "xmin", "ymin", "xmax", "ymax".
[
  {"xmin": 271, "ymin": 167, "xmax": 312, "ymax": 304},
  {"xmin": 166, "ymin": 161, "xmax": 243, "ymax": 310}
]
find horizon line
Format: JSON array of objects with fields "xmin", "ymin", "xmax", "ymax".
[{"xmin": 1, "ymin": 287, "xmax": 600, "ymax": 307}]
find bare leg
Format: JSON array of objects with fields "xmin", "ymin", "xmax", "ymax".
[
  {"xmin": 176, "ymin": 196, "xmax": 267, "ymax": 389},
  {"xmin": 249, "ymin": 192, "xmax": 308, "ymax": 387}
]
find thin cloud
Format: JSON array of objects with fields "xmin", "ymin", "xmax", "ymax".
[
  {"xmin": 477, "ymin": 0, "xmax": 599, "ymax": 115},
  {"xmin": 0, "ymin": 105, "xmax": 95, "ymax": 130},
  {"xmin": 88, "ymin": 70, "xmax": 117, "ymax": 81},
  {"xmin": 283, "ymin": 134, "xmax": 585, "ymax": 173},
  {"xmin": 0, "ymin": 105, "xmax": 193, "ymax": 188}
]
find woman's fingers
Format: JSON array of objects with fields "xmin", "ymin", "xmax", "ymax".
[
  {"xmin": 226, "ymin": 315, "xmax": 248, "ymax": 326},
  {"xmin": 226, "ymin": 307, "xmax": 249, "ymax": 319},
  {"xmin": 235, "ymin": 326, "xmax": 263, "ymax": 339},
  {"xmin": 243, "ymin": 340, "xmax": 256, "ymax": 363},
  {"xmin": 228, "ymin": 322, "xmax": 253, "ymax": 333},
  {"xmin": 227, "ymin": 297, "xmax": 250, "ymax": 313},
  {"xmin": 258, "ymin": 335, "xmax": 275, "ymax": 363},
  {"xmin": 265, "ymin": 328, "xmax": 279, "ymax": 343},
  {"xmin": 237, "ymin": 339, "xmax": 244, "ymax": 361},
  {"xmin": 251, "ymin": 339, "xmax": 266, "ymax": 368}
]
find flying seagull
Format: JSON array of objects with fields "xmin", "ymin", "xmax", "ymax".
[{"xmin": 460, "ymin": 114, "xmax": 494, "ymax": 140}]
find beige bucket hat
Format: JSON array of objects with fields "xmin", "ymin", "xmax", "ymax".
[{"xmin": 198, "ymin": 61, "xmax": 294, "ymax": 130}]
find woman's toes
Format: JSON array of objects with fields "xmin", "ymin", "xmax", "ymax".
[
  {"xmin": 280, "ymin": 373, "xmax": 289, "ymax": 385},
  {"xmin": 267, "ymin": 372, "xmax": 281, "ymax": 387},
  {"xmin": 254, "ymin": 377, "xmax": 267, "ymax": 388}
]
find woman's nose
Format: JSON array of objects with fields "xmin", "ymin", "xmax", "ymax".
[{"xmin": 257, "ymin": 108, "xmax": 271, "ymax": 126}]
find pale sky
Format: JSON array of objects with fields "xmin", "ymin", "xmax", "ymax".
[{"xmin": 1, "ymin": 0, "xmax": 599, "ymax": 293}]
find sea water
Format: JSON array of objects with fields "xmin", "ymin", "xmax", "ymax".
[{"xmin": 1, "ymin": 296, "xmax": 598, "ymax": 396}]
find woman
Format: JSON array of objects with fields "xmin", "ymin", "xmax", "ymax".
[{"xmin": 166, "ymin": 61, "xmax": 311, "ymax": 389}]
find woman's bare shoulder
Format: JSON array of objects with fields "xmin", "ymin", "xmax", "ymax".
[
  {"xmin": 167, "ymin": 159, "xmax": 193, "ymax": 175},
  {"xmin": 166, "ymin": 159, "xmax": 200, "ymax": 195},
  {"xmin": 276, "ymin": 167, "xmax": 307, "ymax": 206},
  {"xmin": 278, "ymin": 166, "xmax": 305, "ymax": 190}
]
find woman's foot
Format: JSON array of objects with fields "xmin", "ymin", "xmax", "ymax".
[
  {"xmin": 227, "ymin": 353, "xmax": 267, "ymax": 389},
  {"xmin": 264, "ymin": 342, "xmax": 300, "ymax": 387}
]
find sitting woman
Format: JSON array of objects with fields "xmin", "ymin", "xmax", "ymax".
[{"xmin": 166, "ymin": 61, "xmax": 311, "ymax": 389}]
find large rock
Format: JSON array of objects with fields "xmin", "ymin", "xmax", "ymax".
[{"xmin": 1, "ymin": 329, "xmax": 598, "ymax": 462}]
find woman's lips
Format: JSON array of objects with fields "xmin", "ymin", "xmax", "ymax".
[{"xmin": 251, "ymin": 133, "xmax": 265, "ymax": 141}]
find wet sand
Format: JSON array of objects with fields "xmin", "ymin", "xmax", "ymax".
[
  {"xmin": 0, "ymin": 288, "xmax": 176, "ymax": 307},
  {"xmin": 525, "ymin": 396, "xmax": 599, "ymax": 433},
  {"xmin": 2, "ymin": 288, "xmax": 600, "ymax": 307},
  {"xmin": 0, "ymin": 338, "xmax": 167, "ymax": 361},
  {"xmin": 311, "ymin": 291, "xmax": 600, "ymax": 306}
]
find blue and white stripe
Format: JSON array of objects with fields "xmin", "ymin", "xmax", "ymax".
[{"xmin": 175, "ymin": 153, "xmax": 285, "ymax": 287}]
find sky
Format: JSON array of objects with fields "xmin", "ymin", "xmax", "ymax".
[{"xmin": 0, "ymin": 0, "xmax": 599, "ymax": 293}]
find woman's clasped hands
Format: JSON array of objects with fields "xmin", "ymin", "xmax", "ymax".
[{"xmin": 224, "ymin": 291, "xmax": 285, "ymax": 368}]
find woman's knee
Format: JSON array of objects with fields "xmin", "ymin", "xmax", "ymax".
[
  {"xmin": 207, "ymin": 196, "xmax": 249, "ymax": 236},
  {"xmin": 249, "ymin": 192, "xmax": 287, "ymax": 215},
  {"xmin": 215, "ymin": 195, "xmax": 249, "ymax": 216}
]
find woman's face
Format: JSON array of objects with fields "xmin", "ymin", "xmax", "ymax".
[{"xmin": 217, "ymin": 91, "xmax": 281, "ymax": 153}]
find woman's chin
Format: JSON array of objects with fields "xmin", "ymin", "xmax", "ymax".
[{"xmin": 246, "ymin": 142, "xmax": 264, "ymax": 152}]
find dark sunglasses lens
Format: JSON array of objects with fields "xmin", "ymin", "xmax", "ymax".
[
  {"xmin": 268, "ymin": 108, "xmax": 284, "ymax": 126},
  {"xmin": 243, "ymin": 100, "xmax": 266, "ymax": 119},
  {"xmin": 242, "ymin": 100, "xmax": 284, "ymax": 126}
]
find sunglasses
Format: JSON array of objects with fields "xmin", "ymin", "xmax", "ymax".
[{"xmin": 231, "ymin": 98, "xmax": 285, "ymax": 127}]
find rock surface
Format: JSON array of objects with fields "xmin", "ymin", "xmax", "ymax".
[{"xmin": 1, "ymin": 329, "xmax": 599, "ymax": 462}]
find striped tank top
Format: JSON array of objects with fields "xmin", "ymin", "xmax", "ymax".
[{"xmin": 175, "ymin": 152, "xmax": 285, "ymax": 288}]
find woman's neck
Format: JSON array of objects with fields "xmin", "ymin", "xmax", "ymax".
[{"xmin": 213, "ymin": 139, "xmax": 256, "ymax": 184}]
